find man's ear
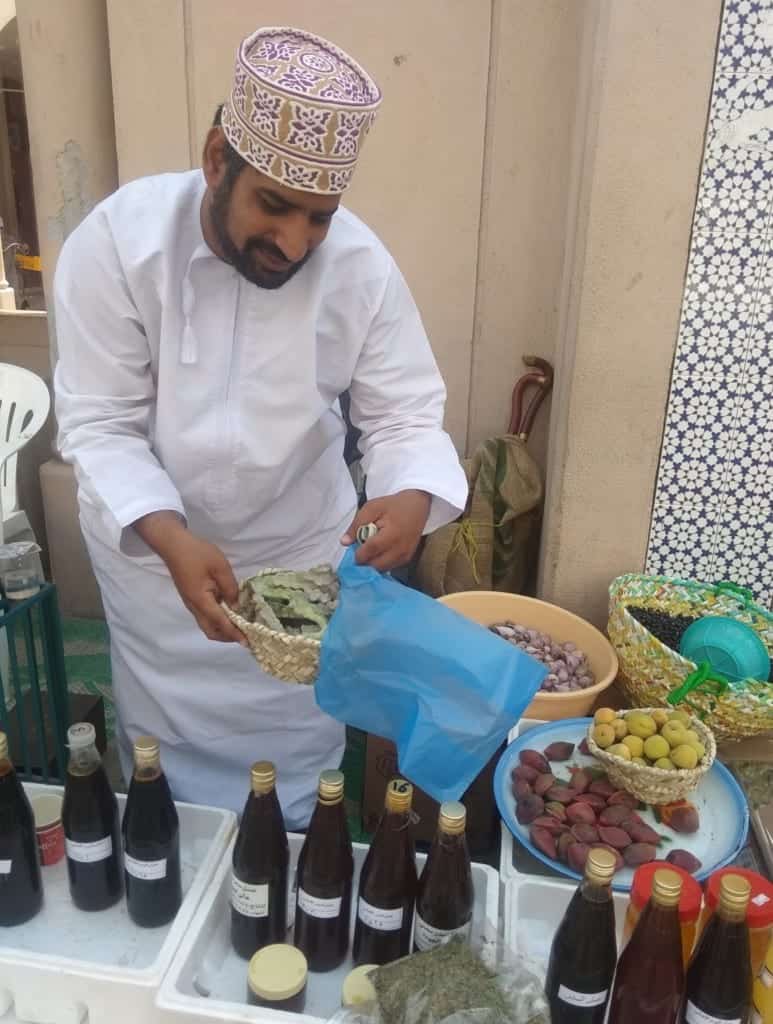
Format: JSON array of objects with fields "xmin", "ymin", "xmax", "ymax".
[{"xmin": 202, "ymin": 127, "xmax": 228, "ymax": 189}]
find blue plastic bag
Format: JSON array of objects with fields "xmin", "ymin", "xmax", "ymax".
[{"xmin": 314, "ymin": 548, "xmax": 547, "ymax": 803}]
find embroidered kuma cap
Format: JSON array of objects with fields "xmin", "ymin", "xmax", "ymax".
[{"xmin": 221, "ymin": 26, "xmax": 382, "ymax": 195}]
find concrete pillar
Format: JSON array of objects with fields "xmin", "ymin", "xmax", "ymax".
[
  {"xmin": 537, "ymin": 0, "xmax": 722, "ymax": 625},
  {"xmin": 16, "ymin": 0, "xmax": 118, "ymax": 366}
]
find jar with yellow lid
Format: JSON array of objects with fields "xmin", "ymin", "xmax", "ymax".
[
  {"xmin": 342, "ymin": 963, "xmax": 378, "ymax": 1009},
  {"xmin": 698, "ymin": 867, "xmax": 773, "ymax": 976},
  {"xmin": 622, "ymin": 861, "xmax": 702, "ymax": 967},
  {"xmin": 247, "ymin": 943, "xmax": 307, "ymax": 1012},
  {"xmin": 752, "ymin": 937, "xmax": 773, "ymax": 1024}
]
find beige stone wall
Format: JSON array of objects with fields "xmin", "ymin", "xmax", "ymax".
[
  {"xmin": 16, "ymin": 0, "xmax": 722, "ymax": 622},
  {"xmin": 538, "ymin": 0, "xmax": 722, "ymax": 623}
]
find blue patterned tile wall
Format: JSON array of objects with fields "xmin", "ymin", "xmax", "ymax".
[{"xmin": 646, "ymin": 0, "xmax": 773, "ymax": 605}]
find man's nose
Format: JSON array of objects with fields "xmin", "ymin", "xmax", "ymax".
[{"xmin": 275, "ymin": 212, "xmax": 309, "ymax": 264}]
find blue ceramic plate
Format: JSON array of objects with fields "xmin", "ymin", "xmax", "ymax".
[{"xmin": 494, "ymin": 717, "xmax": 750, "ymax": 891}]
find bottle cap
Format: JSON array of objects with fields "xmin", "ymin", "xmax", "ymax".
[
  {"xmin": 0, "ymin": 731, "xmax": 7, "ymax": 761},
  {"xmin": 67, "ymin": 723, "xmax": 96, "ymax": 751},
  {"xmin": 318, "ymin": 769, "xmax": 345, "ymax": 803},
  {"xmin": 718, "ymin": 872, "xmax": 752, "ymax": 915},
  {"xmin": 651, "ymin": 868, "xmax": 682, "ymax": 908},
  {"xmin": 247, "ymin": 944, "xmax": 307, "ymax": 1001},
  {"xmin": 630, "ymin": 861, "xmax": 702, "ymax": 923},
  {"xmin": 438, "ymin": 801, "xmax": 466, "ymax": 835},
  {"xmin": 342, "ymin": 964, "xmax": 378, "ymax": 1008},
  {"xmin": 133, "ymin": 735, "xmax": 161, "ymax": 767},
  {"xmin": 250, "ymin": 761, "xmax": 276, "ymax": 794},
  {"xmin": 706, "ymin": 867, "xmax": 773, "ymax": 928},
  {"xmin": 585, "ymin": 847, "xmax": 616, "ymax": 885},
  {"xmin": 385, "ymin": 778, "xmax": 413, "ymax": 813}
]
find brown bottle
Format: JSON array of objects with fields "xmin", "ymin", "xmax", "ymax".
[
  {"xmin": 682, "ymin": 873, "xmax": 752, "ymax": 1024},
  {"xmin": 413, "ymin": 801, "xmax": 473, "ymax": 953},
  {"xmin": 231, "ymin": 761, "xmax": 289, "ymax": 959},
  {"xmin": 353, "ymin": 778, "xmax": 417, "ymax": 966},
  {"xmin": 121, "ymin": 736, "xmax": 182, "ymax": 928},
  {"xmin": 293, "ymin": 769, "xmax": 353, "ymax": 972},
  {"xmin": 608, "ymin": 868, "xmax": 684, "ymax": 1023},
  {"xmin": 545, "ymin": 847, "xmax": 618, "ymax": 1022},
  {"xmin": 62, "ymin": 722, "xmax": 122, "ymax": 911},
  {"xmin": 0, "ymin": 730, "xmax": 43, "ymax": 925}
]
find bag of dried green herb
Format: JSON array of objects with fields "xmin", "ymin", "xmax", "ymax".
[{"xmin": 326, "ymin": 939, "xmax": 549, "ymax": 1024}]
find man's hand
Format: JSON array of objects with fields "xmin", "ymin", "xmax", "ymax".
[
  {"xmin": 133, "ymin": 511, "xmax": 247, "ymax": 645},
  {"xmin": 341, "ymin": 490, "xmax": 431, "ymax": 571}
]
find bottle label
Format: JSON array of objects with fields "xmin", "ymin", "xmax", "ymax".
[
  {"xmin": 231, "ymin": 875, "xmax": 269, "ymax": 918},
  {"xmin": 557, "ymin": 985, "xmax": 608, "ymax": 1008},
  {"xmin": 0, "ymin": 859, "xmax": 11, "ymax": 874},
  {"xmin": 685, "ymin": 1002, "xmax": 742, "ymax": 1024},
  {"xmin": 65, "ymin": 835, "xmax": 113, "ymax": 864},
  {"xmin": 358, "ymin": 897, "xmax": 403, "ymax": 931},
  {"xmin": 413, "ymin": 913, "xmax": 471, "ymax": 951},
  {"xmin": 125, "ymin": 853, "xmax": 167, "ymax": 881},
  {"xmin": 297, "ymin": 887, "xmax": 342, "ymax": 920}
]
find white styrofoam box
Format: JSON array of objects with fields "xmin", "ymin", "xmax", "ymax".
[
  {"xmin": 0, "ymin": 783, "xmax": 236, "ymax": 1024},
  {"xmin": 157, "ymin": 832, "xmax": 500, "ymax": 1024},
  {"xmin": 500, "ymin": 718, "xmax": 551, "ymax": 883},
  {"xmin": 505, "ymin": 874, "xmax": 629, "ymax": 968}
]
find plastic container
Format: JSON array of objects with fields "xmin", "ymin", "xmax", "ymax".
[
  {"xmin": 157, "ymin": 832, "xmax": 500, "ymax": 1024},
  {"xmin": 504, "ymin": 874, "xmax": 629, "ymax": 965},
  {"xmin": 247, "ymin": 944, "xmax": 307, "ymax": 1013},
  {"xmin": 437, "ymin": 591, "xmax": 618, "ymax": 719},
  {"xmin": 0, "ymin": 781, "xmax": 236, "ymax": 1024},
  {"xmin": 752, "ymin": 937, "xmax": 773, "ymax": 1024},
  {"xmin": 698, "ymin": 867, "xmax": 773, "ymax": 976},
  {"xmin": 622, "ymin": 861, "xmax": 703, "ymax": 966},
  {"xmin": 679, "ymin": 615, "xmax": 770, "ymax": 683}
]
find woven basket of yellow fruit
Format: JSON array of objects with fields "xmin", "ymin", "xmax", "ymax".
[{"xmin": 586, "ymin": 707, "xmax": 716, "ymax": 804}]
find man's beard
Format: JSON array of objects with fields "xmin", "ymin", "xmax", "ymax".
[{"xmin": 210, "ymin": 178, "xmax": 312, "ymax": 289}]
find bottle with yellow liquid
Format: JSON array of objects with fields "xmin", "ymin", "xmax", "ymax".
[{"xmin": 751, "ymin": 937, "xmax": 773, "ymax": 1024}]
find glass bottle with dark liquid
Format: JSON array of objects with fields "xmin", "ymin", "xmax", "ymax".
[
  {"xmin": 545, "ymin": 847, "xmax": 618, "ymax": 1022},
  {"xmin": 414, "ymin": 801, "xmax": 473, "ymax": 953},
  {"xmin": 121, "ymin": 735, "xmax": 182, "ymax": 928},
  {"xmin": 62, "ymin": 722, "xmax": 122, "ymax": 911},
  {"xmin": 353, "ymin": 778, "xmax": 417, "ymax": 966},
  {"xmin": 608, "ymin": 867, "xmax": 684, "ymax": 1023},
  {"xmin": 231, "ymin": 761, "xmax": 289, "ymax": 959},
  {"xmin": 682, "ymin": 873, "xmax": 752, "ymax": 1024},
  {"xmin": 294, "ymin": 769, "xmax": 353, "ymax": 972},
  {"xmin": 0, "ymin": 730, "xmax": 43, "ymax": 925}
]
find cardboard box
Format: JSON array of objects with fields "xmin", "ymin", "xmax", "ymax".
[{"xmin": 362, "ymin": 733, "xmax": 502, "ymax": 855}]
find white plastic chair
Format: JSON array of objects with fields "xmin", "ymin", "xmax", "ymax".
[{"xmin": 0, "ymin": 363, "xmax": 51, "ymax": 543}]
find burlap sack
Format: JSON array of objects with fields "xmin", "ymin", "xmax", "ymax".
[{"xmin": 414, "ymin": 435, "xmax": 543, "ymax": 597}]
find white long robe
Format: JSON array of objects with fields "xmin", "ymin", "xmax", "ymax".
[{"xmin": 53, "ymin": 169, "xmax": 467, "ymax": 827}]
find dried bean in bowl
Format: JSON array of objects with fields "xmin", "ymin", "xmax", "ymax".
[{"xmin": 489, "ymin": 621, "xmax": 597, "ymax": 692}]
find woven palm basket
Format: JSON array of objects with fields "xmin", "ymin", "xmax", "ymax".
[
  {"xmin": 608, "ymin": 574, "xmax": 773, "ymax": 742},
  {"xmin": 222, "ymin": 564, "xmax": 328, "ymax": 684},
  {"xmin": 586, "ymin": 708, "xmax": 716, "ymax": 804}
]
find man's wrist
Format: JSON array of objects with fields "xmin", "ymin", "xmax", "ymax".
[{"xmin": 132, "ymin": 510, "xmax": 188, "ymax": 559}]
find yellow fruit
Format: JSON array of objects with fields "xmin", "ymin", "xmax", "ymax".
[
  {"xmin": 668, "ymin": 710, "xmax": 691, "ymax": 726},
  {"xmin": 671, "ymin": 744, "xmax": 699, "ymax": 770},
  {"xmin": 592, "ymin": 724, "xmax": 616, "ymax": 749},
  {"xmin": 626, "ymin": 712, "xmax": 657, "ymax": 740},
  {"xmin": 654, "ymin": 757, "xmax": 676, "ymax": 770},
  {"xmin": 612, "ymin": 719, "xmax": 629, "ymax": 741},
  {"xmin": 686, "ymin": 740, "xmax": 706, "ymax": 761},
  {"xmin": 632, "ymin": 756, "xmax": 648, "ymax": 766},
  {"xmin": 661, "ymin": 721, "xmax": 687, "ymax": 749},
  {"xmin": 651, "ymin": 709, "xmax": 669, "ymax": 728},
  {"xmin": 644, "ymin": 735, "xmax": 671, "ymax": 761},
  {"xmin": 683, "ymin": 730, "xmax": 700, "ymax": 746},
  {"xmin": 607, "ymin": 743, "xmax": 632, "ymax": 761},
  {"xmin": 621, "ymin": 734, "xmax": 644, "ymax": 758},
  {"xmin": 594, "ymin": 708, "xmax": 617, "ymax": 726}
]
